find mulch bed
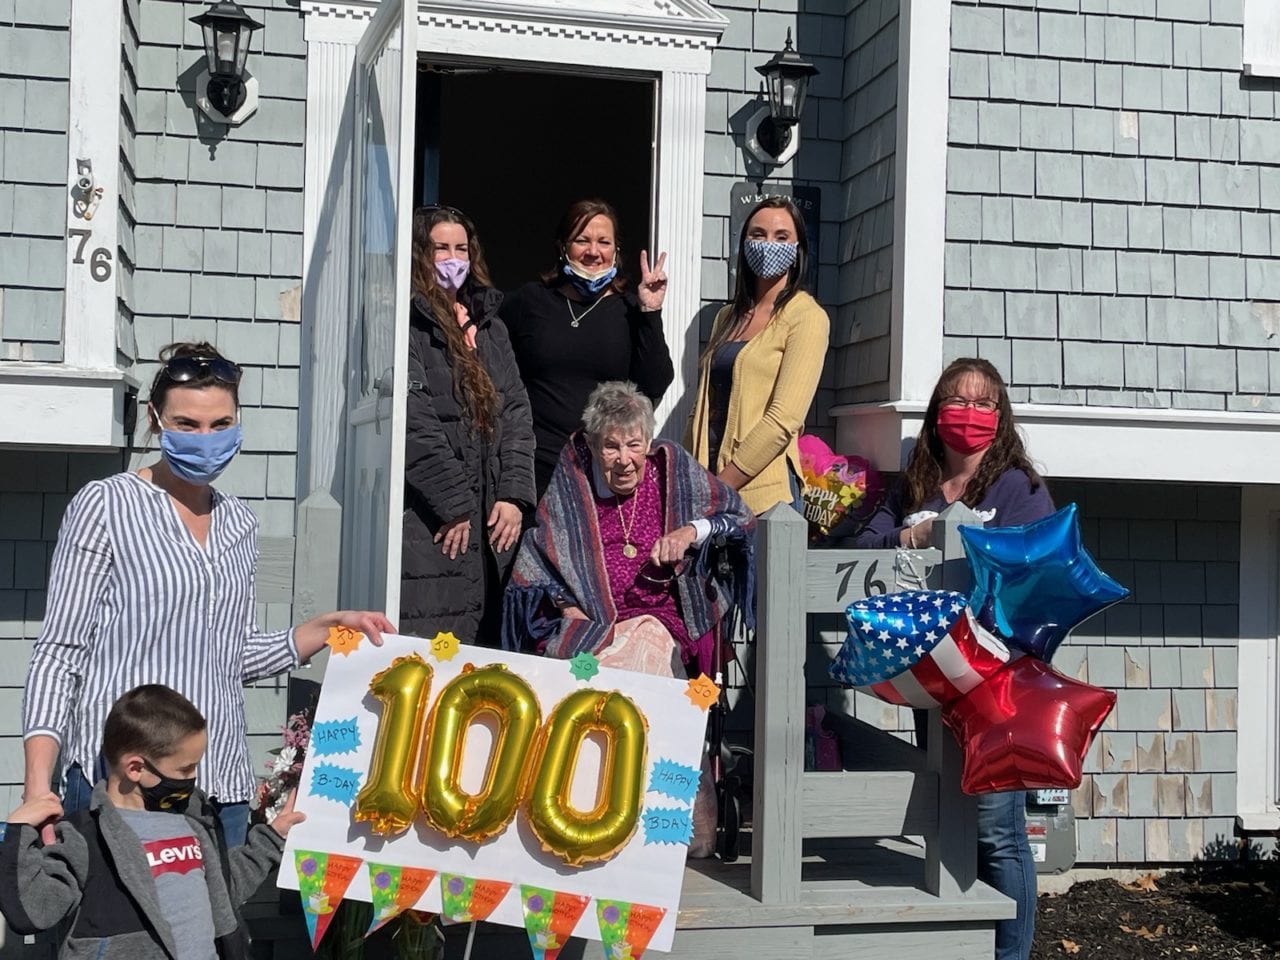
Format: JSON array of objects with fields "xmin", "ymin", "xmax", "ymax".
[{"xmin": 1032, "ymin": 859, "xmax": 1280, "ymax": 959}]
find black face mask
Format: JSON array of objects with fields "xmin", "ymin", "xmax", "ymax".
[{"xmin": 140, "ymin": 758, "xmax": 196, "ymax": 813}]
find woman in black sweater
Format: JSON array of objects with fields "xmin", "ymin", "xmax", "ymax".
[{"xmin": 499, "ymin": 198, "xmax": 675, "ymax": 495}]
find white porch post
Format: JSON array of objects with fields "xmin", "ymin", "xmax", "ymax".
[
  {"xmin": 889, "ymin": 0, "xmax": 952, "ymax": 405},
  {"xmin": 295, "ymin": 21, "xmax": 360, "ymax": 623},
  {"xmin": 64, "ymin": 0, "xmax": 123, "ymax": 371},
  {"xmin": 655, "ymin": 69, "xmax": 709, "ymax": 440}
]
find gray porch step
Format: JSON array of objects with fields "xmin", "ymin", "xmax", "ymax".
[{"xmin": 678, "ymin": 837, "xmax": 1014, "ymax": 929}]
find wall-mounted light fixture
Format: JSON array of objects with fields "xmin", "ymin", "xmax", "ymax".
[
  {"xmin": 745, "ymin": 29, "xmax": 819, "ymax": 167},
  {"xmin": 191, "ymin": 0, "xmax": 263, "ymax": 126}
]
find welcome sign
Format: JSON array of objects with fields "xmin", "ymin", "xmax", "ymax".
[{"xmin": 278, "ymin": 631, "xmax": 711, "ymax": 955}]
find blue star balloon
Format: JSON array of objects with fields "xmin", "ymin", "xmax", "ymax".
[{"xmin": 959, "ymin": 503, "xmax": 1129, "ymax": 662}]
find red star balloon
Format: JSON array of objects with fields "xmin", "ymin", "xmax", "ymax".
[{"xmin": 941, "ymin": 656, "xmax": 1116, "ymax": 795}]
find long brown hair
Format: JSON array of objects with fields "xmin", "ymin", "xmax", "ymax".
[
  {"xmin": 902, "ymin": 357, "xmax": 1043, "ymax": 514},
  {"xmin": 702, "ymin": 196, "xmax": 809, "ymax": 361},
  {"xmin": 540, "ymin": 198, "xmax": 629, "ymax": 295},
  {"xmin": 410, "ymin": 206, "xmax": 500, "ymax": 438}
]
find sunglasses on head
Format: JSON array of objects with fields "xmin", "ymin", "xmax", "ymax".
[
  {"xmin": 422, "ymin": 204, "xmax": 467, "ymax": 220},
  {"xmin": 162, "ymin": 356, "xmax": 242, "ymax": 385}
]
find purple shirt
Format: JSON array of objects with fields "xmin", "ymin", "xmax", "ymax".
[{"xmin": 851, "ymin": 466, "xmax": 1053, "ymax": 548}]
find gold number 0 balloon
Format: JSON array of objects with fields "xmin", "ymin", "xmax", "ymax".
[
  {"xmin": 419, "ymin": 663, "xmax": 542, "ymax": 843},
  {"xmin": 353, "ymin": 654, "xmax": 433, "ymax": 836},
  {"xmin": 526, "ymin": 689, "xmax": 648, "ymax": 867}
]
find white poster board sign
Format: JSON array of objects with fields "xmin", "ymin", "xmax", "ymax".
[{"xmin": 278, "ymin": 633, "xmax": 710, "ymax": 953}]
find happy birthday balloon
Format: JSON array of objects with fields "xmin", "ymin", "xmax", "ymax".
[
  {"xmin": 942, "ymin": 656, "xmax": 1116, "ymax": 795},
  {"xmin": 797, "ymin": 434, "xmax": 879, "ymax": 535},
  {"xmin": 960, "ymin": 503, "xmax": 1129, "ymax": 661}
]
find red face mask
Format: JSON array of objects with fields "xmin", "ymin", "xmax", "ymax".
[{"xmin": 936, "ymin": 404, "xmax": 999, "ymax": 455}]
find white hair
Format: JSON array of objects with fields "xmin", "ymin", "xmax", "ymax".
[{"xmin": 581, "ymin": 381, "xmax": 654, "ymax": 445}]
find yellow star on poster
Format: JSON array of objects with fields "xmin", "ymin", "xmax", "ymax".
[
  {"xmin": 430, "ymin": 631, "xmax": 461, "ymax": 662},
  {"xmin": 326, "ymin": 626, "xmax": 363, "ymax": 657},
  {"xmin": 685, "ymin": 673, "xmax": 720, "ymax": 711}
]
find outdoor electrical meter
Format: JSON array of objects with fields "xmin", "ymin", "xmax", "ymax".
[{"xmin": 1025, "ymin": 790, "xmax": 1077, "ymax": 874}]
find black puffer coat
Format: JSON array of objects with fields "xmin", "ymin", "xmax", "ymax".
[{"xmin": 400, "ymin": 285, "xmax": 536, "ymax": 643}]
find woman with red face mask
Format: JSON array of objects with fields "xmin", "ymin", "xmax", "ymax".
[
  {"xmin": 848, "ymin": 357, "xmax": 1051, "ymax": 960},
  {"xmin": 850, "ymin": 357, "xmax": 1051, "ymax": 551}
]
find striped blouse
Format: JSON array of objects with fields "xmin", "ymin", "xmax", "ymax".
[{"xmin": 23, "ymin": 472, "xmax": 299, "ymax": 803}]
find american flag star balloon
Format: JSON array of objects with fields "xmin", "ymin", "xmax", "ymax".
[{"xmin": 830, "ymin": 590, "xmax": 1011, "ymax": 709}]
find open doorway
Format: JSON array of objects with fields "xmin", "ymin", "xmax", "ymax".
[{"xmin": 413, "ymin": 65, "xmax": 656, "ymax": 293}]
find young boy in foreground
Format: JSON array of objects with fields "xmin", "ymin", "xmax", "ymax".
[{"xmin": 0, "ymin": 684, "xmax": 304, "ymax": 959}]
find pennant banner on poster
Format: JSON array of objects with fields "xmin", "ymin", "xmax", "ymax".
[
  {"xmin": 596, "ymin": 899, "xmax": 667, "ymax": 960},
  {"xmin": 520, "ymin": 885, "xmax": 591, "ymax": 960},
  {"xmin": 439, "ymin": 873, "xmax": 513, "ymax": 925},
  {"xmin": 294, "ymin": 851, "xmax": 363, "ymax": 949},
  {"xmin": 365, "ymin": 863, "xmax": 437, "ymax": 936}
]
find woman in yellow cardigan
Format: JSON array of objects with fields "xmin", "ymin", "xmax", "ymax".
[{"xmin": 686, "ymin": 197, "xmax": 829, "ymax": 515}]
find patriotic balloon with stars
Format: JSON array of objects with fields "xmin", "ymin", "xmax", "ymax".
[
  {"xmin": 829, "ymin": 504, "xmax": 1126, "ymax": 794},
  {"xmin": 830, "ymin": 590, "xmax": 1011, "ymax": 709}
]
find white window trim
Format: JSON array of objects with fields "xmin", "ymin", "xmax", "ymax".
[
  {"xmin": 1, "ymin": 0, "xmax": 131, "ymax": 447},
  {"xmin": 1244, "ymin": 0, "xmax": 1280, "ymax": 79},
  {"xmin": 1238, "ymin": 486, "xmax": 1280, "ymax": 833},
  {"xmin": 835, "ymin": 400, "xmax": 1280, "ymax": 484}
]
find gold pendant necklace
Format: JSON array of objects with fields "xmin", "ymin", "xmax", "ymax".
[{"xmin": 617, "ymin": 487, "xmax": 640, "ymax": 559}]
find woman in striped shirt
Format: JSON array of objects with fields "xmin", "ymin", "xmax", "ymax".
[{"xmin": 22, "ymin": 342, "xmax": 394, "ymax": 846}]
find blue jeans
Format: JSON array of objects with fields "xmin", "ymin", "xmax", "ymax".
[
  {"xmin": 977, "ymin": 790, "xmax": 1036, "ymax": 960},
  {"xmin": 62, "ymin": 764, "xmax": 250, "ymax": 848}
]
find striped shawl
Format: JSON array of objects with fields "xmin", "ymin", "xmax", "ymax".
[{"xmin": 503, "ymin": 434, "xmax": 755, "ymax": 658}]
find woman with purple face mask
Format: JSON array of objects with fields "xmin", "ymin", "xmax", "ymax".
[{"xmin": 400, "ymin": 206, "xmax": 536, "ymax": 644}]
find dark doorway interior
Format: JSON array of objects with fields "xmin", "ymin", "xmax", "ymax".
[{"xmin": 414, "ymin": 67, "xmax": 655, "ymax": 294}]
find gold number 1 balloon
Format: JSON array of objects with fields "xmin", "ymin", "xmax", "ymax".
[
  {"xmin": 353, "ymin": 654, "xmax": 433, "ymax": 835},
  {"xmin": 419, "ymin": 663, "xmax": 542, "ymax": 843},
  {"xmin": 526, "ymin": 689, "xmax": 648, "ymax": 867}
]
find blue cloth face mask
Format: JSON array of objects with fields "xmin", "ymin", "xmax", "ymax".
[
  {"xmin": 561, "ymin": 258, "xmax": 618, "ymax": 298},
  {"xmin": 743, "ymin": 239, "xmax": 799, "ymax": 280},
  {"xmin": 160, "ymin": 422, "xmax": 243, "ymax": 485}
]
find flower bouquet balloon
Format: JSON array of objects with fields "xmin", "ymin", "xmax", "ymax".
[{"xmin": 796, "ymin": 434, "xmax": 881, "ymax": 538}]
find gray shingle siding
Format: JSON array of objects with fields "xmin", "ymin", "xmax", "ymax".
[
  {"xmin": 1053, "ymin": 480, "xmax": 1241, "ymax": 864},
  {"xmin": 0, "ymin": 0, "xmax": 70, "ymax": 361},
  {"xmin": 946, "ymin": 0, "xmax": 1280, "ymax": 410},
  {"xmin": 119, "ymin": 0, "xmax": 140, "ymax": 367},
  {"xmin": 126, "ymin": 0, "xmax": 307, "ymax": 549},
  {"xmin": 836, "ymin": 0, "xmax": 898, "ymax": 406}
]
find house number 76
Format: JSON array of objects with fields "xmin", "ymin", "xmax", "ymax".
[{"xmin": 67, "ymin": 228, "xmax": 113, "ymax": 282}]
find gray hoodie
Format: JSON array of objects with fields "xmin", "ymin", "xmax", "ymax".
[{"xmin": 0, "ymin": 781, "xmax": 284, "ymax": 960}]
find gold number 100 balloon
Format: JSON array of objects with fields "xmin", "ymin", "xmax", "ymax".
[
  {"xmin": 352, "ymin": 659, "xmax": 650, "ymax": 867},
  {"xmin": 419, "ymin": 663, "xmax": 541, "ymax": 842}
]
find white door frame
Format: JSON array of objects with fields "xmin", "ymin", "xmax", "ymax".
[
  {"xmin": 294, "ymin": 1, "xmax": 726, "ymax": 615},
  {"xmin": 1238, "ymin": 486, "xmax": 1280, "ymax": 833}
]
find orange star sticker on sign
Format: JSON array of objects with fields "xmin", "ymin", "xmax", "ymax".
[
  {"xmin": 326, "ymin": 626, "xmax": 363, "ymax": 657},
  {"xmin": 684, "ymin": 674, "xmax": 719, "ymax": 711},
  {"xmin": 430, "ymin": 631, "xmax": 460, "ymax": 662}
]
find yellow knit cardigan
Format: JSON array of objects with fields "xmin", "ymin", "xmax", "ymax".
[{"xmin": 685, "ymin": 290, "xmax": 830, "ymax": 515}]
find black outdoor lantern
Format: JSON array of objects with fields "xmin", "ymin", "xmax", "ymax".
[
  {"xmin": 753, "ymin": 29, "xmax": 819, "ymax": 160},
  {"xmin": 191, "ymin": 0, "xmax": 263, "ymax": 117}
]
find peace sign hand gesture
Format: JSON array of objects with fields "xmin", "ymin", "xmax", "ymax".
[{"xmin": 637, "ymin": 250, "xmax": 668, "ymax": 312}]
